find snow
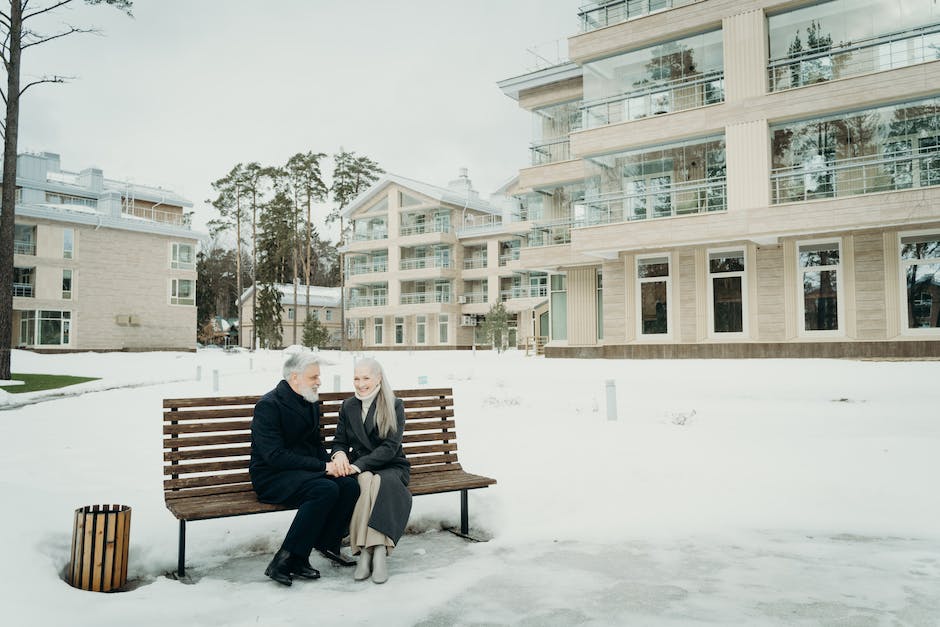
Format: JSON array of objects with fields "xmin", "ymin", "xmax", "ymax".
[{"xmin": 2, "ymin": 348, "xmax": 939, "ymax": 626}]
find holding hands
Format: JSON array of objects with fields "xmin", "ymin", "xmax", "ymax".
[{"xmin": 327, "ymin": 451, "xmax": 359, "ymax": 477}]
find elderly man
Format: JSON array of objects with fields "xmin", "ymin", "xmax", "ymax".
[{"xmin": 250, "ymin": 352, "xmax": 359, "ymax": 586}]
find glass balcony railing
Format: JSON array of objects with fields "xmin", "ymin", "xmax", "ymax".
[
  {"xmin": 122, "ymin": 204, "xmax": 190, "ymax": 227},
  {"xmin": 348, "ymin": 262, "xmax": 388, "ymax": 276},
  {"xmin": 500, "ymin": 286, "xmax": 548, "ymax": 301},
  {"xmin": 530, "ymin": 137, "xmax": 572, "ymax": 165},
  {"xmin": 400, "ymin": 292, "xmax": 452, "ymax": 305},
  {"xmin": 345, "ymin": 296, "xmax": 387, "ymax": 310},
  {"xmin": 768, "ymin": 24, "xmax": 940, "ymax": 93},
  {"xmin": 771, "ymin": 149, "xmax": 940, "ymax": 204},
  {"xmin": 399, "ymin": 256, "xmax": 453, "ymax": 270},
  {"xmin": 582, "ymin": 70, "xmax": 724, "ymax": 128},
  {"xmin": 13, "ymin": 282, "xmax": 33, "ymax": 297},
  {"xmin": 461, "ymin": 291, "xmax": 488, "ymax": 305},
  {"xmin": 499, "ymin": 251, "xmax": 521, "ymax": 266},
  {"xmin": 463, "ymin": 257, "xmax": 488, "ymax": 269},
  {"xmin": 578, "ymin": 0, "xmax": 696, "ymax": 33},
  {"xmin": 399, "ymin": 222, "xmax": 451, "ymax": 237},
  {"xmin": 456, "ymin": 214, "xmax": 504, "ymax": 237},
  {"xmin": 581, "ymin": 179, "xmax": 727, "ymax": 224},
  {"xmin": 352, "ymin": 230, "xmax": 388, "ymax": 242},
  {"xmin": 13, "ymin": 240, "xmax": 36, "ymax": 255}
]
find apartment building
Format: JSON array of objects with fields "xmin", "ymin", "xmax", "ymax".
[
  {"xmin": 341, "ymin": 172, "xmax": 549, "ymax": 349},
  {"xmin": 496, "ymin": 0, "xmax": 940, "ymax": 358},
  {"xmin": 12, "ymin": 152, "xmax": 198, "ymax": 351},
  {"xmin": 239, "ymin": 284, "xmax": 342, "ymax": 349}
]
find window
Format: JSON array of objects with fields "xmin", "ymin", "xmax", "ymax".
[
  {"xmin": 900, "ymin": 232, "xmax": 940, "ymax": 331},
  {"xmin": 311, "ymin": 310, "xmax": 319, "ymax": 321},
  {"xmin": 287, "ymin": 307, "xmax": 295, "ymax": 321},
  {"xmin": 550, "ymin": 274, "xmax": 567, "ymax": 341},
  {"xmin": 45, "ymin": 192, "xmax": 96, "ymax": 208},
  {"xmin": 439, "ymin": 314, "xmax": 449, "ymax": 344},
  {"xmin": 400, "ymin": 192, "xmax": 423, "ymax": 207},
  {"xmin": 395, "ymin": 317, "xmax": 404, "ymax": 344},
  {"xmin": 374, "ymin": 317, "xmax": 384, "ymax": 345},
  {"xmin": 596, "ymin": 270, "xmax": 604, "ymax": 340},
  {"xmin": 416, "ymin": 315, "xmax": 427, "ymax": 344},
  {"xmin": 325, "ymin": 309, "xmax": 332, "ymax": 321},
  {"xmin": 798, "ymin": 241, "xmax": 841, "ymax": 333},
  {"xmin": 38, "ymin": 310, "xmax": 71, "ymax": 345},
  {"xmin": 637, "ymin": 255, "xmax": 670, "ymax": 336},
  {"xmin": 708, "ymin": 249, "xmax": 746, "ymax": 335},
  {"xmin": 170, "ymin": 278, "xmax": 195, "ymax": 306},
  {"xmin": 13, "ymin": 267, "xmax": 34, "ymax": 297},
  {"xmin": 63, "ymin": 228, "xmax": 74, "ymax": 259},
  {"xmin": 14, "ymin": 224, "xmax": 36, "ymax": 255},
  {"xmin": 62, "ymin": 269, "xmax": 73, "ymax": 300},
  {"xmin": 171, "ymin": 242, "xmax": 195, "ymax": 269}
]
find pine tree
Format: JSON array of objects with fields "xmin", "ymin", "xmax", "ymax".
[
  {"xmin": 255, "ymin": 283, "xmax": 282, "ymax": 349},
  {"xmin": 481, "ymin": 302, "xmax": 512, "ymax": 353},
  {"xmin": 302, "ymin": 313, "xmax": 330, "ymax": 349}
]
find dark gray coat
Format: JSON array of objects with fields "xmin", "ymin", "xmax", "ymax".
[{"xmin": 331, "ymin": 396, "xmax": 412, "ymax": 543}]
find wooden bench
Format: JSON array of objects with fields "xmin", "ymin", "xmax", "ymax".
[{"xmin": 163, "ymin": 388, "xmax": 496, "ymax": 577}]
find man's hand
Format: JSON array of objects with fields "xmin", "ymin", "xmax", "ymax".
[{"xmin": 325, "ymin": 461, "xmax": 343, "ymax": 477}]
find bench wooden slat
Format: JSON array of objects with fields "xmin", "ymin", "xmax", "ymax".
[
  {"xmin": 410, "ymin": 462, "xmax": 463, "ymax": 474},
  {"xmin": 402, "ymin": 431, "xmax": 458, "ymax": 444},
  {"xmin": 165, "ymin": 421, "xmax": 252, "ymax": 435},
  {"xmin": 163, "ymin": 388, "xmax": 455, "ymax": 409},
  {"xmin": 401, "ymin": 443, "xmax": 458, "ymax": 455},
  {"xmin": 165, "ymin": 459, "xmax": 250, "ymax": 475},
  {"xmin": 165, "ymin": 446, "xmax": 252, "ymax": 462},
  {"xmin": 163, "ymin": 433, "xmax": 252, "ymax": 448},
  {"xmin": 165, "ymin": 483, "xmax": 255, "ymax": 500},
  {"xmin": 403, "ymin": 419, "xmax": 456, "ymax": 432},
  {"xmin": 163, "ymin": 407, "xmax": 256, "ymax": 421},
  {"xmin": 164, "ymin": 472, "xmax": 251, "ymax": 491}
]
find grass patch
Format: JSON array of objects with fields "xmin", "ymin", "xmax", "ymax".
[{"xmin": 2, "ymin": 373, "xmax": 99, "ymax": 394}]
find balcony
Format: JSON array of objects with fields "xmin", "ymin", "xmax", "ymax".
[
  {"xmin": 400, "ymin": 291, "xmax": 452, "ymax": 305},
  {"xmin": 345, "ymin": 295, "xmax": 387, "ymax": 310},
  {"xmin": 499, "ymin": 250, "xmax": 521, "ymax": 266},
  {"xmin": 348, "ymin": 261, "xmax": 388, "ymax": 276},
  {"xmin": 581, "ymin": 178, "xmax": 727, "ymax": 224},
  {"xmin": 456, "ymin": 214, "xmax": 504, "ymax": 237},
  {"xmin": 13, "ymin": 282, "xmax": 33, "ymax": 297},
  {"xmin": 461, "ymin": 291, "xmax": 488, "ymax": 305},
  {"xmin": 578, "ymin": 0, "xmax": 696, "ymax": 33},
  {"xmin": 463, "ymin": 256, "xmax": 488, "ymax": 270},
  {"xmin": 399, "ymin": 222, "xmax": 451, "ymax": 237},
  {"xmin": 352, "ymin": 230, "xmax": 388, "ymax": 242},
  {"xmin": 500, "ymin": 286, "xmax": 548, "ymax": 301},
  {"xmin": 581, "ymin": 71, "xmax": 724, "ymax": 129},
  {"xmin": 122, "ymin": 204, "xmax": 190, "ymax": 227},
  {"xmin": 399, "ymin": 256, "xmax": 453, "ymax": 271},
  {"xmin": 771, "ymin": 150, "xmax": 940, "ymax": 205},
  {"xmin": 768, "ymin": 24, "xmax": 940, "ymax": 93},
  {"xmin": 13, "ymin": 240, "xmax": 36, "ymax": 255}
]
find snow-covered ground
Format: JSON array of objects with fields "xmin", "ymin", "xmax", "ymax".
[{"xmin": 1, "ymin": 348, "xmax": 939, "ymax": 626}]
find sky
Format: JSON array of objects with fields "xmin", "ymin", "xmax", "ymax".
[{"xmin": 17, "ymin": 0, "xmax": 577, "ymax": 239}]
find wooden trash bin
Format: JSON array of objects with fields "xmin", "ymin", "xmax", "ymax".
[{"xmin": 68, "ymin": 504, "xmax": 131, "ymax": 592}]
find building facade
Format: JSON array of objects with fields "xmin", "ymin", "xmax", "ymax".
[
  {"xmin": 12, "ymin": 152, "xmax": 198, "ymax": 351},
  {"xmin": 341, "ymin": 172, "xmax": 549, "ymax": 350},
  {"xmin": 495, "ymin": 0, "xmax": 940, "ymax": 358},
  {"xmin": 239, "ymin": 283, "xmax": 343, "ymax": 349}
]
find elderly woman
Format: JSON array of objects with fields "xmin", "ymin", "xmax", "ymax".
[{"xmin": 330, "ymin": 357, "xmax": 412, "ymax": 584}]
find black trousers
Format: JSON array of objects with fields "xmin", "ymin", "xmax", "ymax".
[{"xmin": 280, "ymin": 475, "xmax": 359, "ymax": 558}]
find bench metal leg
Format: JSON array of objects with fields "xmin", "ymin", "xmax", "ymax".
[
  {"xmin": 178, "ymin": 520, "xmax": 186, "ymax": 578},
  {"xmin": 460, "ymin": 489, "xmax": 469, "ymax": 535}
]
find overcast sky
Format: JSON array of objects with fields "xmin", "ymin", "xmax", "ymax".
[{"xmin": 18, "ymin": 0, "xmax": 576, "ymax": 239}]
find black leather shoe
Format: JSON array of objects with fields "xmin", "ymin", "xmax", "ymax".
[
  {"xmin": 316, "ymin": 546, "xmax": 356, "ymax": 567},
  {"xmin": 289, "ymin": 555, "xmax": 321, "ymax": 580},
  {"xmin": 264, "ymin": 549, "xmax": 293, "ymax": 586}
]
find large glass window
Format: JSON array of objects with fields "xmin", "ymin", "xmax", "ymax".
[
  {"xmin": 45, "ymin": 192, "xmax": 96, "ymax": 208},
  {"xmin": 550, "ymin": 274, "xmax": 567, "ymax": 341},
  {"xmin": 38, "ymin": 310, "xmax": 70, "ymax": 345},
  {"xmin": 395, "ymin": 316, "xmax": 405, "ymax": 344},
  {"xmin": 14, "ymin": 224, "xmax": 36, "ymax": 255},
  {"xmin": 772, "ymin": 96, "xmax": 940, "ymax": 203},
  {"xmin": 901, "ymin": 233, "xmax": 940, "ymax": 330},
  {"xmin": 439, "ymin": 314, "xmax": 449, "ymax": 344},
  {"xmin": 416, "ymin": 315, "xmax": 427, "ymax": 344},
  {"xmin": 353, "ymin": 215, "xmax": 387, "ymax": 241},
  {"xmin": 708, "ymin": 250, "xmax": 746, "ymax": 335},
  {"xmin": 63, "ymin": 228, "xmax": 74, "ymax": 259},
  {"xmin": 172, "ymin": 242, "xmax": 195, "ymax": 269},
  {"xmin": 583, "ymin": 29, "xmax": 724, "ymax": 127},
  {"xmin": 374, "ymin": 317, "xmax": 383, "ymax": 345},
  {"xmin": 768, "ymin": 0, "xmax": 940, "ymax": 91},
  {"xmin": 171, "ymin": 278, "xmax": 195, "ymax": 306},
  {"xmin": 531, "ymin": 101, "xmax": 581, "ymax": 165},
  {"xmin": 585, "ymin": 136, "xmax": 726, "ymax": 224},
  {"xmin": 596, "ymin": 270, "xmax": 604, "ymax": 340},
  {"xmin": 62, "ymin": 269, "xmax": 73, "ymax": 300},
  {"xmin": 798, "ymin": 241, "xmax": 841, "ymax": 333},
  {"xmin": 637, "ymin": 256, "xmax": 670, "ymax": 336}
]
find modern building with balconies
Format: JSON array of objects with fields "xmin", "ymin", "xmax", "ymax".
[
  {"xmin": 11, "ymin": 151, "xmax": 199, "ymax": 351},
  {"xmin": 495, "ymin": 0, "xmax": 940, "ymax": 358},
  {"xmin": 341, "ymin": 171, "xmax": 549, "ymax": 349}
]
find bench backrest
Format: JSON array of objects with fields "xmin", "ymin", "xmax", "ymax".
[{"xmin": 163, "ymin": 389, "xmax": 459, "ymax": 502}]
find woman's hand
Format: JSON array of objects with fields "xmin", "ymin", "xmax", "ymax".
[{"xmin": 331, "ymin": 451, "xmax": 353, "ymax": 476}]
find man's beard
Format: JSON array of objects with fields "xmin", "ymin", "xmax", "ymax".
[{"xmin": 299, "ymin": 385, "xmax": 319, "ymax": 403}]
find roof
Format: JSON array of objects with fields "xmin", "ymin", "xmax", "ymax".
[
  {"xmin": 342, "ymin": 173, "xmax": 502, "ymax": 219},
  {"xmin": 497, "ymin": 61, "xmax": 582, "ymax": 101},
  {"xmin": 239, "ymin": 283, "xmax": 341, "ymax": 307}
]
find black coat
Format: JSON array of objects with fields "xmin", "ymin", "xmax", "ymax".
[
  {"xmin": 249, "ymin": 380, "xmax": 331, "ymax": 504},
  {"xmin": 331, "ymin": 396, "xmax": 412, "ymax": 543}
]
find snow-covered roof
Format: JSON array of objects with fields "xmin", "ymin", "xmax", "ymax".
[
  {"xmin": 239, "ymin": 283, "xmax": 341, "ymax": 307},
  {"xmin": 342, "ymin": 173, "xmax": 501, "ymax": 219}
]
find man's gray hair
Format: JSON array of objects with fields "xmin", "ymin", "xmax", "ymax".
[{"xmin": 282, "ymin": 351, "xmax": 323, "ymax": 380}]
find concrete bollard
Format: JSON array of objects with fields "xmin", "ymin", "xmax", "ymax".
[
  {"xmin": 333, "ymin": 374, "xmax": 341, "ymax": 392},
  {"xmin": 213, "ymin": 369, "xmax": 220, "ymax": 392},
  {"xmin": 249, "ymin": 358, "xmax": 253, "ymax": 371},
  {"xmin": 196, "ymin": 365, "xmax": 202, "ymax": 381},
  {"xmin": 606, "ymin": 379, "xmax": 617, "ymax": 421}
]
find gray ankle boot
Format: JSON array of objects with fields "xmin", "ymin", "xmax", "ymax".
[
  {"xmin": 354, "ymin": 547, "xmax": 372, "ymax": 581},
  {"xmin": 371, "ymin": 547, "xmax": 388, "ymax": 584}
]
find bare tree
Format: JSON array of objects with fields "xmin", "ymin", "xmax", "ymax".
[{"xmin": 0, "ymin": 0, "xmax": 132, "ymax": 378}]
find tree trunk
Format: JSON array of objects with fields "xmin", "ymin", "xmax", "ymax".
[
  {"xmin": 338, "ymin": 215, "xmax": 346, "ymax": 351},
  {"xmin": 235, "ymin": 189, "xmax": 242, "ymax": 348},
  {"xmin": 0, "ymin": 1, "xmax": 23, "ymax": 380},
  {"xmin": 305, "ymin": 196, "xmax": 311, "ymax": 337},
  {"xmin": 251, "ymin": 192, "xmax": 257, "ymax": 350},
  {"xmin": 291, "ymin": 191, "xmax": 298, "ymax": 345}
]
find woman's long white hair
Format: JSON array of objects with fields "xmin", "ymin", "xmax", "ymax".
[{"xmin": 358, "ymin": 357, "xmax": 397, "ymax": 438}]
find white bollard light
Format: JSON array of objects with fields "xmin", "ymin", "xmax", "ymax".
[
  {"xmin": 213, "ymin": 369, "xmax": 220, "ymax": 392},
  {"xmin": 606, "ymin": 379, "xmax": 617, "ymax": 421}
]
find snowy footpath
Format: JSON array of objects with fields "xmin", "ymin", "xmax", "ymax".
[{"xmin": 1, "ymin": 348, "xmax": 938, "ymax": 626}]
